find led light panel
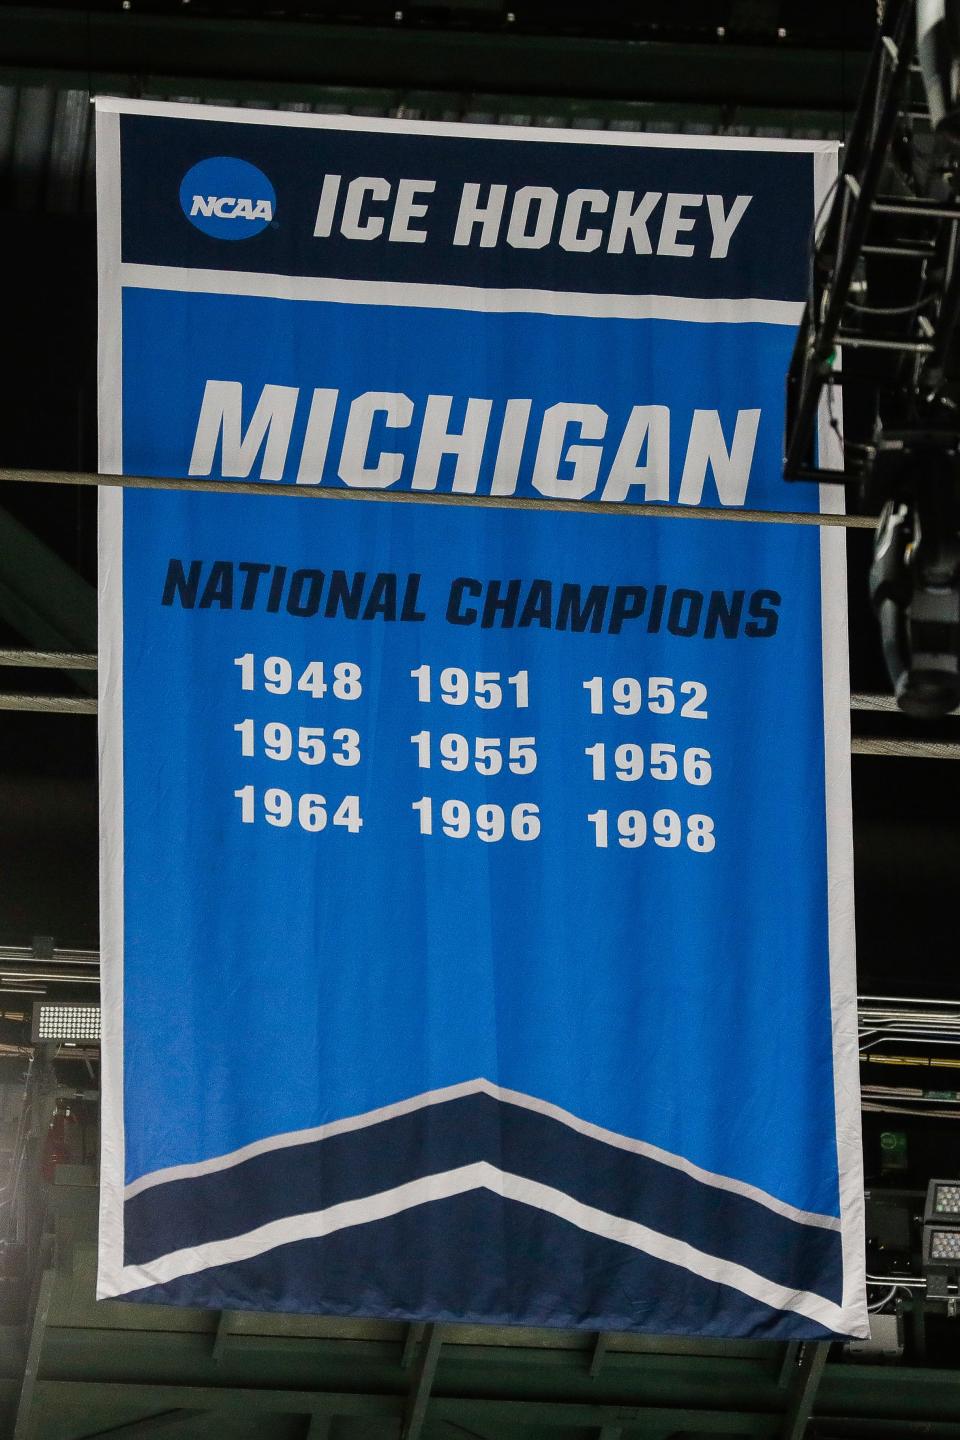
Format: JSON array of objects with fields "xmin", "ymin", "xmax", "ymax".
[
  {"xmin": 929, "ymin": 1229, "xmax": 960, "ymax": 1262},
  {"xmin": 31, "ymin": 1002, "xmax": 101, "ymax": 1044},
  {"xmin": 933, "ymin": 1182, "xmax": 960, "ymax": 1216}
]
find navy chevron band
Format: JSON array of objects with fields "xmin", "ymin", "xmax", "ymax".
[
  {"xmin": 123, "ymin": 1087, "xmax": 842, "ymax": 1307},
  {"xmin": 120, "ymin": 1187, "xmax": 842, "ymax": 1340}
]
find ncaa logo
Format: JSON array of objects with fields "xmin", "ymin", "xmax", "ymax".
[{"xmin": 179, "ymin": 157, "xmax": 276, "ymax": 240}]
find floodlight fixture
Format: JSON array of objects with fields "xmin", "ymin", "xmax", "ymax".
[
  {"xmin": 922, "ymin": 1178, "xmax": 960, "ymax": 1299},
  {"xmin": 921, "ymin": 1218, "xmax": 960, "ymax": 1294},
  {"xmin": 926, "ymin": 1227, "xmax": 960, "ymax": 1262},
  {"xmin": 926, "ymin": 1178, "xmax": 960, "ymax": 1220},
  {"xmin": 31, "ymin": 1002, "xmax": 101, "ymax": 1045}
]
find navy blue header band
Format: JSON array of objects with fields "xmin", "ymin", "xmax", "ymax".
[{"xmin": 119, "ymin": 114, "xmax": 814, "ymax": 303}]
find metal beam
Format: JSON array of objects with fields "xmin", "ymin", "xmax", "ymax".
[
  {"xmin": 302, "ymin": 1418, "xmax": 332, "ymax": 1440},
  {"xmin": 12, "ymin": 1269, "xmax": 54, "ymax": 1440},
  {"xmin": 810, "ymin": 1420, "xmax": 960, "ymax": 1438},
  {"xmin": 23, "ymin": 1348, "xmax": 960, "ymax": 1437},
  {"xmin": 851, "ymin": 737, "xmax": 960, "ymax": 760},
  {"xmin": 77, "ymin": 1413, "xmax": 204, "ymax": 1440},
  {"xmin": 211, "ymin": 1310, "xmax": 236, "ymax": 1363},
  {"xmin": 401, "ymin": 1323, "xmax": 443, "ymax": 1440},
  {"xmin": 8, "ymin": 683, "xmax": 959, "ymax": 757},
  {"xmin": 781, "ymin": 1342, "xmax": 829, "ymax": 1440},
  {"xmin": 852, "ymin": 692, "xmax": 896, "ymax": 714},
  {"xmin": 36, "ymin": 1382, "xmax": 398, "ymax": 1426},
  {"xmin": 851, "ymin": 691, "xmax": 958, "ymax": 714},
  {"xmin": 0, "ymin": 63, "xmax": 852, "ymax": 151},
  {"xmin": 0, "ymin": 465, "xmax": 874, "ymax": 528},
  {"xmin": 0, "ymin": 661, "xmax": 937, "ymax": 727},
  {"xmin": 589, "ymin": 1332, "xmax": 610, "ymax": 1379},
  {"xmin": 0, "ymin": 6, "xmax": 868, "ymax": 110},
  {"xmin": 0, "ymin": 693, "xmax": 96, "ymax": 714},
  {"xmin": 30, "ymin": 1383, "xmax": 786, "ymax": 1433},
  {"xmin": 3, "ymin": 659, "xmax": 953, "ymax": 736},
  {"xmin": 778, "ymin": 1342, "xmax": 801, "ymax": 1389},
  {"xmin": 0, "ymin": 648, "xmax": 97, "ymax": 670},
  {"xmin": 401, "ymin": 1322, "xmax": 427, "ymax": 1369}
]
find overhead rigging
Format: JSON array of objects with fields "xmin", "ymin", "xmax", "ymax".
[{"xmin": 785, "ymin": 0, "xmax": 960, "ymax": 716}]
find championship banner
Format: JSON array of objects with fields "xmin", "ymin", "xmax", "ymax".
[{"xmin": 96, "ymin": 98, "xmax": 866, "ymax": 1338}]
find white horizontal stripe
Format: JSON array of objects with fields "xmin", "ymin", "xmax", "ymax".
[
  {"xmin": 107, "ymin": 1161, "xmax": 849, "ymax": 1332},
  {"xmin": 96, "ymin": 97, "xmax": 838, "ymax": 155},
  {"xmin": 124, "ymin": 1077, "xmax": 839, "ymax": 1233},
  {"xmin": 119, "ymin": 263, "xmax": 802, "ymax": 326}
]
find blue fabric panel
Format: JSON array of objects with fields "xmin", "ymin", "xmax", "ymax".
[{"xmin": 120, "ymin": 489, "xmax": 836, "ymax": 1217}]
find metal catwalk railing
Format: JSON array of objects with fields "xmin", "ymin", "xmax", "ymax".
[
  {"xmin": 3, "ymin": 468, "xmax": 959, "ymax": 749},
  {"xmin": 0, "ymin": 465, "xmax": 876, "ymax": 526}
]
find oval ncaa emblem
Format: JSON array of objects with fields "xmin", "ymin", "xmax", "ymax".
[{"xmin": 179, "ymin": 156, "xmax": 276, "ymax": 240}]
